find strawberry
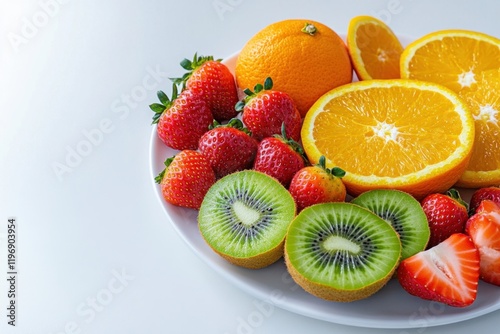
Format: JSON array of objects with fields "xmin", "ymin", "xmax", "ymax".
[
  {"xmin": 173, "ymin": 54, "xmax": 239, "ymax": 122},
  {"xmin": 198, "ymin": 118, "xmax": 259, "ymax": 178},
  {"xmin": 465, "ymin": 200, "xmax": 500, "ymax": 286},
  {"xmin": 252, "ymin": 124, "xmax": 307, "ymax": 187},
  {"xmin": 155, "ymin": 150, "xmax": 216, "ymax": 210},
  {"xmin": 420, "ymin": 189, "xmax": 469, "ymax": 248},
  {"xmin": 236, "ymin": 77, "xmax": 302, "ymax": 142},
  {"xmin": 469, "ymin": 186, "xmax": 500, "ymax": 215},
  {"xmin": 397, "ymin": 233, "xmax": 480, "ymax": 307},
  {"xmin": 150, "ymin": 84, "xmax": 213, "ymax": 150},
  {"xmin": 288, "ymin": 155, "xmax": 346, "ymax": 211}
]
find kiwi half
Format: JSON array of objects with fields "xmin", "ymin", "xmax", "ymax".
[
  {"xmin": 198, "ymin": 170, "xmax": 296, "ymax": 269},
  {"xmin": 285, "ymin": 202, "xmax": 401, "ymax": 302},
  {"xmin": 351, "ymin": 189, "xmax": 430, "ymax": 260}
]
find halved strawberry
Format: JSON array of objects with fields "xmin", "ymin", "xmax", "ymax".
[
  {"xmin": 397, "ymin": 233, "xmax": 480, "ymax": 307},
  {"xmin": 466, "ymin": 200, "xmax": 500, "ymax": 286}
]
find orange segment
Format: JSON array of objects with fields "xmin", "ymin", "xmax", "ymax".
[
  {"xmin": 401, "ymin": 30, "xmax": 500, "ymax": 187},
  {"xmin": 347, "ymin": 15, "xmax": 403, "ymax": 80},
  {"xmin": 301, "ymin": 79, "xmax": 475, "ymax": 199},
  {"xmin": 457, "ymin": 69, "xmax": 500, "ymax": 187}
]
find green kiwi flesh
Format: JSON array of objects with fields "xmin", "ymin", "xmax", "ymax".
[
  {"xmin": 351, "ymin": 189, "xmax": 430, "ymax": 260},
  {"xmin": 285, "ymin": 202, "xmax": 401, "ymax": 302},
  {"xmin": 198, "ymin": 170, "xmax": 296, "ymax": 269}
]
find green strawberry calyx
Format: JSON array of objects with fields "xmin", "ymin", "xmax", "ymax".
[
  {"xmin": 171, "ymin": 53, "xmax": 221, "ymax": 89},
  {"xmin": 446, "ymin": 188, "xmax": 469, "ymax": 211},
  {"xmin": 208, "ymin": 118, "xmax": 252, "ymax": 136},
  {"xmin": 149, "ymin": 83, "xmax": 179, "ymax": 124},
  {"xmin": 235, "ymin": 77, "xmax": 274, "ymax": 112},
  {"xmin": 316, "ymin": 155, "xmax": 346, "ymax": 178},
  {"xmin": 154, "ymin": 155, "xmax": 176, "ymax": 184},
  {"xmin": 274, "ymin": 123, "xmax": 309, "ymax": 164}
]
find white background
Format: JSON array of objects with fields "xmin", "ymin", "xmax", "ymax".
[{"xmin": 1, "ymin": 0, "xmax": 500, "ymax": 333}]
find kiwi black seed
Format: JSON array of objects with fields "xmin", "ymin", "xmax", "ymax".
[
  {"xmin": 351, "ymin": 189, "xmax": 430, "ymax": 260},
  {"xmin": 284, "ymin": 202, "xmax": 401, "ymax": 302},
  {"xmin": 198, "ymin": 170, "xmax": 296, "ymax": 269}
]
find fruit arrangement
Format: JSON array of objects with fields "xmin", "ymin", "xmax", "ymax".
[{"xmin": 150, "ymin": 17, "xmax": 500, "ymax": 307}]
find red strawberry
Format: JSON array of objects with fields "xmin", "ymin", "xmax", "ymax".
[
  {"xmin": 289, "ymin": 155, "xmax": 346, "ymax": 211},
  {"xmin": 420, "ymin": 189, "xmax": 469, "ymax": 248},
  {"xmin": 174, "ymin": 54, "xmax": 239, "ymax": 122},
  {"xmin": 150, "ymin": 84, "xmax": 213, "ymax": 150},
  {"xmin": 155, "ymin": 150, "xmax": 216, "ymax": 210},
  {"xmin": 466, "ymin": 200, "xmax": 500, "ymax": 286},
  {"xmin": 469, "ymin": 186, "xmax": 500, "ymax": 215},
  {"xmin": 236, "ymin": 77, "xmax": 302, "ymax": 142},
  {"xmin": 397, "ymin": 233, "xmax": 480, "ymax": 307},
  {"xmin": 253, "ymin": 124, "xmax": 307, "ymax": 187},
  {"xmin": 198, "ymin": 118, "xmax": 259, "ymax": 178}
]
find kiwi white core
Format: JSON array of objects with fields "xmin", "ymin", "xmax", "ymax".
[
  {"xmin": 323, "ymin": 235, "xmax": 361, "ymax": 254},
  {"xmin": 233, "ymin": 201, "xmax": 260, "ymax": 226}
]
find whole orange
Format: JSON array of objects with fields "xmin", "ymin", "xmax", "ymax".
[{"xmin": 235, "ymin": 19, "xmax": 352, "ymax": 117}]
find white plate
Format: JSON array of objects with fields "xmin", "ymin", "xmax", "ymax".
[{"xmin": 148, "ymin": 35, "xmax": 500, "ymax": 328}]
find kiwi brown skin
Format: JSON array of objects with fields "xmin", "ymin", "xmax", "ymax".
[
  {"xmin": 284, "ymin": 248, "xmax": 398, "ymax": 302},
  {"xmin": 208, "ymin": 238, "xmax": 285, "ymax": 270}
]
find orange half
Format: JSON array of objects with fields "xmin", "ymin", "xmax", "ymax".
[{"xmin": 301, "ymin": 79, "xmax": 475, "ymax": 199}]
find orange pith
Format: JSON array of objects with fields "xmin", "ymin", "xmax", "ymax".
[
  {"xmin": 347, "ymin": 15, "xmax": 403, "ymax": 80},
  {"xmin": 235, "ymin": 19, "xmax": 352, "ymax": 117},
  {"xmin": 301, "ymin": 79, "xmax": 475, "ymax": 199},
  {"xmin": 400, "ymin": 30, "xmax": 500, "ymax": 187}
]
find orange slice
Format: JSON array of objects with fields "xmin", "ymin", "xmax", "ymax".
[
  {"xmin": 301, "ymin": 79, "xmax": 475, "ymax": 199},
  {"xmin": 347, "ymin": 15, "xmax": 403, "ymax": 80},
  {"xmin": 456, "ymin": 69, "xmax": 500, "ymax": 187},
  {"xmin": 400, "ymin": 30, "xmax": 500, "ymax": 187}
]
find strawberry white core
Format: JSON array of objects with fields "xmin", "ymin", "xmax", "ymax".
[
  {"xmin": 323, "ymin": 235, "xmax": 361, "ymax": 254},
  {"xmin": 233, "ymin": 201, "xmax": 260, "ymax": 226}
]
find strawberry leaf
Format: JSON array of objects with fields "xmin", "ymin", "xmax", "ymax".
[
  {"xmin": 253, "ymin": 83, "xmax": 264, "ymax": 94},
  {"xmin": 263, "ymin": 77, "xmax": 273, "ymax": 90},
  {"xmin": 237, "ymin": 77, "xmax": 275, "ymax": 110},
  {"xmin": 315, "ymin": 155, "xmax": 346, "ymax": 177},
  {"xmin": 331, "ymin": 167, "xmax": 346, "ymax": 178},
  {"xmin": 149, "ymin": 103, "xmax": 165, "ymax": 113},
  {"xmin": 155, "ymin": 156, "xmax": 176, "ymax": 184},
  {"xmin": 180, "ymin": 58, "xmax": 193, "ymax": 71},
  {"xmin": 447, "ymin": 188, "xmax": 469, "ymax": 211},
  {"xmin": 171, "ymin": 53, "xmax": 216, "ymax": 89},
  {"xmin": 157, "ymin": 90, "xmax": 169, "ymax": 105},
  {"xmin": 235, "ymin": 100, "xmax": 246, "ymax": 112},
  {"xmin": 150, "ymin": 85, "xmax": 179, "ymax": 124}
]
